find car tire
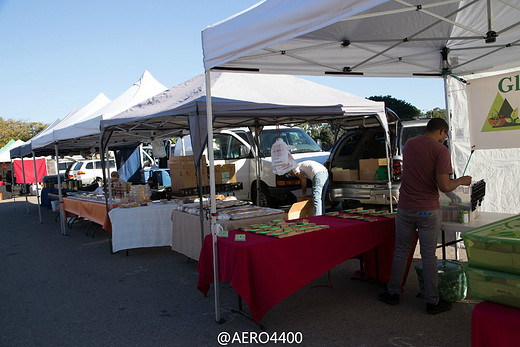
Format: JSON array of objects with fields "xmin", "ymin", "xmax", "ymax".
[{"xmin": 251, "ymin": 183, "xmax": 274, "ymax": 207}]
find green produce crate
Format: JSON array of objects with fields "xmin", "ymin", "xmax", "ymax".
[
  {"xmin": 463, "ymin": 263, "xmax": 520, "ymax": 309},
  {"xmin": 462, "ymin": 215, "xmax": 520, "ymax": 274},
  {"xmin": 415, "ymin": 260, "xmax": 467, "ymax": 303}
]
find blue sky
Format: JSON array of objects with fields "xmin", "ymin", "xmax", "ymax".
[{"xmin": 0, "ymin": 0, "xmax": 445, "ymax": 125}]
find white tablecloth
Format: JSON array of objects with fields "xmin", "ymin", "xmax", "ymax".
[
  {"xmin": 110, "ymin": 202, "xmax": 178, "ymax": 252},
  {"xmin": 171, "ymin": 210, "xmax": 286, "ymax": 260}
]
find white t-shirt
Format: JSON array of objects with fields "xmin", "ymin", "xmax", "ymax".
[{"xmin": 294, "ymin": 160, "xmax": 327, "ymax": 180}]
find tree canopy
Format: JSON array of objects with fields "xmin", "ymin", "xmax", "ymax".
[
  {"xmin": 0, "ymin": 118, "xmax": 48, "ymax": 148},
  {"xmin": 368, "ymin": 95, "xmax": 422, "ymax": 120}
]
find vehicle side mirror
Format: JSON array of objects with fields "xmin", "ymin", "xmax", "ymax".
[{"xmin": 240, "ymin": 145, "xmax": 251, "ymax": 157}]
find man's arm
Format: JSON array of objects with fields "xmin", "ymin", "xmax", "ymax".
[
  {"xmin": 296, "ymin": 172, "xmax": 307, "ymax": 199},
  {"xmin": 437, "ymin": 174, "xmax": 472, "ymax": 192}
]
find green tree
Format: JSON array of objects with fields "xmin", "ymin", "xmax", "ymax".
[
  {"xmin": 0, "ymin": 117, "xmax": 48, "ymax": 148},
  {"xmin": 424, "ymin": 107, "xmax": 446, "ymax": 120},
  {"xmin": 368, "ymin": 95, "xmax": 421, "ymax": 120}
]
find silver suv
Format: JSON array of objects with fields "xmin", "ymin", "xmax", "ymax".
[{"xmin": 328, "ymin": 118, "xmax": 428, "ymax": 208}]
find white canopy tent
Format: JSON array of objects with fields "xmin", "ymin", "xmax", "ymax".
[
  {"xmin": 201, "ymin": 0, "xmax": 520, "ymax": 322},
  {"xmin": 30, "ymin": 93, "xmax": 111, "ymax": 155},
  {"xmin": 0, "ymin": 140, "xmax": 25, "ymax": 162},
  {"xmin": 33, "ymin": 70, "xmax": 167, "ymax": 154},
  {"xmin": 101, "ymin": 72, "xmax": 388, "ymax": 156}
]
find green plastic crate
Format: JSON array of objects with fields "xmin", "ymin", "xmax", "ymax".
[
  {"xmin": 463, "ymin": 263, "xmax": 520, "ymax": 309},
  {"xmin": 462, "ymin": 215, "xmax": 520, "ymax": 274},
  {"xmin": 415, "ymin": 260, "xmax": 467, "ymax": 303}
]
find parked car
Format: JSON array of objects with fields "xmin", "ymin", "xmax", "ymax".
[
  {"xmin": 174, "ymin": 126, "xmax": 329, "ymax": 207},
  {"xmin": 328, "ymin": 117, "xmax": 429, "ymax": 208},
  {"xmin": 69, "ymin": 159, "xmax": 116, "ymax": 185}
]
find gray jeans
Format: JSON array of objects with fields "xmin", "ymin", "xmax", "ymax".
[{"xmin": 387, "ymin": 208, "xmax": 441, "ymax": 304}]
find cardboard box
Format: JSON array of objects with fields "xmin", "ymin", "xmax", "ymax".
[
  {"xmin": 287, "ymin": 199, "xmax": 314, "ymax": 220},
  {"xmin": 359, "ymin": 170, "xmax": 376, "ymax": 180},
  {"xmin": 359, "ymin": 158, "xmax": 387, "ymax": 171},
  {"xmin": 331, "ymin": 168, "xmax": 358, "ymax": 181},
  {"xmin": 169, "ymin": 155, "xmax": 209, "ymax": 190},
  {"xmin": 215, "ymin": 164, "xmax": 236, "ymax": 184}
]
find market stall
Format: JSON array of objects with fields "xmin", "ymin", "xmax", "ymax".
[
  {"xmin": 200, "ymin": 0, "xmax": 520, "ymax": 322},
  {"xmin": 109, "ymin": 201, "xmax": 176, "ymax": 252},
  {"xmin": 171, "ymin": 202, "xmax": 285, "ymax": 260},
  {"xmin": 197, "ymin": 211, "xmax": 401, "ymax": 322}
]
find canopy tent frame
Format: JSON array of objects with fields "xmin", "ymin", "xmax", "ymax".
[{"xmin": 200, "ymin": 0, "xmax": 520, "ymax": 324}]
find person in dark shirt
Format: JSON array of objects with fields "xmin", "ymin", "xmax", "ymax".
[{"xmin": 378, "ymin": 118, "xmax": 472, "ymax": 315}]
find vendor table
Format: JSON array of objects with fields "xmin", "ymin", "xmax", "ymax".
[
  {"xmin": 110, "ymin": 202, "xmax": 177, "ymax": 252},
  {"xmin": 441, "ymin": 212, "xmax": 515, "ymax": 260},
  {"xmin": 61, "ymin": 197, "xmax": 115, "ymax": 230},
  {"xmin": 197, "ymin": 214, "xmax": 398, "ymax": 322},
  {"xmin": 171, "ymin": 210, "xmax": 286, "ymax": 260},
  {"xmin": 472, "ymin": 301, "xmax": 520, "ymax": 347}
]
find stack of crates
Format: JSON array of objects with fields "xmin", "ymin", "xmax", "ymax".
[{"xmin": 462, "ymin": 215, "xmax": 520, "ymax": 308}]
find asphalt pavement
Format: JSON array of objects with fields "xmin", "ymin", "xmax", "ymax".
[{"xmin": 0, "ymin": 195, "xmax": 477, "ymax": 346}]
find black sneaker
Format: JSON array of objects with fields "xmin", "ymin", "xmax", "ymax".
[
  {"xmin": 426, "ymin": 299, "xmax": 453, "ymax": 315},
  {"xmin": 378, "ymin": 291, "xmax": 399, "ymax": 305}
]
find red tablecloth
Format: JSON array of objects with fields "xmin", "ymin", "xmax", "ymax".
[
  {"xmin": 197, "ymin": 214, "xmax": 399, "ymax": 322},
  {"xmin": 472, "ymin": 301, "xmax": 520, "ymax": 347}
]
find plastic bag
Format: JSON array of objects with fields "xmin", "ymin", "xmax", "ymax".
[
  {"xmin": 271, "ymin": 138, "xmax": 297, "ymax": 175},
  {"xmin": 152, "ymin": 139, "xmax": 167, "ymax": 158}
]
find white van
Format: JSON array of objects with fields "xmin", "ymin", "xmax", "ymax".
[
  {"xmin": 69, "ymin": 159, "xmax": 117, "ymax": 185},
  {"xmin": 174, "ymin": 126, "xmax": 329, "ymax": 206}
]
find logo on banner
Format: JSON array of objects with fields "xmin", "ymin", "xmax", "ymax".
[{"xmin": 481, "ymin": 75, "xmax": 520, "ymax": 132}]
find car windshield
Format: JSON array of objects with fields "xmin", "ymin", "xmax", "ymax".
[{"xmin": 259, "ymin": 129, "xmax": 321, "ymax": 157}]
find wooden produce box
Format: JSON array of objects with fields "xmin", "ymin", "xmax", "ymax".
[{"xmin": 359, "ymin": 158, "xmax": 387, "ymax": 180}]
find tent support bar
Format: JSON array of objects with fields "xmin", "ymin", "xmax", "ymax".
[
  {"xmin": 32, "ymin": 151, "xmax": 42, "ymax": 224},
  {"xmin": 100, "ymin": 129, "xmax": 113, "ymax": 253},
  {"xmin": 55, "ymin": 144, "xmax": 67, "ymax": 236},
  {"xmin": 11, "ymin": 162, "xmax": 15, "ymax": 202},
  {"xmin": 20, "ymin": 157, "xmax": 29, "ymax": 214},
  {"xmin": 206, "ymin": 69, "xmax": 224, "ymax": 324},
  {"xmin": 340, "ymin": 0, "xmax": 462, "ymax": 22}
]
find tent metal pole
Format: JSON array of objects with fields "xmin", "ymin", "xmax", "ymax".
[
  {"xmin": 55, "ymin": 144, "xmax": 67, "ymax": 235},
  {"xmin": 32, "ymin": 151, "xmax": 42, "ymax": 223},
  {"xmin": 106, "ymin": 147, "xmax": 113, "ymax": 210},
  {"xmin": 20, "ymin": 156, "xmax": 29, "ymax": 214},
  {"xmin": 384, "ymin": 135, "xmax": 393, "ymax": 213},
  {"xmin": 254, "ymin": 120, "xmax": 261, "ymax": 206},
  {"xmin": 11, "ymin": 161, "xmax": 15, "ymax": 202},
  {"xmin": 443, "ymin": 74, "xmax": 456, "ymax": 175},
  {"xmin": 206, "ymin": 69, "xmax": 223, "ymax": 324},
  {"xmin": 100, "ymin": 130, "xmax": 113, "ymax": 253},
  {"xmin": 197, "ymin": 160, "xmax": 205, "ymax": 249}
]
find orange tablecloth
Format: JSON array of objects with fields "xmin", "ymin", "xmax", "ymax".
[{"xmin": 62, "ymin": 197, "xmax": 116, "ymax": 230}]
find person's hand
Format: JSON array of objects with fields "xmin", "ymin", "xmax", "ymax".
[{"xmin": 458, "ymin": 176, "xmax": 472, "ymax": 186}]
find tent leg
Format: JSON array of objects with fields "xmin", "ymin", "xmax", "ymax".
[
  {"xmin": 32, "ymin": 151, "xmax": 42, "ymax": 224},
  {"xmin": 206, "ymin": 69, "xmax": 224, "ymax": 324},
  {"xmin": 11, "ymin": 161, "xmax": 15, "ymax": 201},
  {"xmin": 55, "ymin": 144, "xmax": 67, "ymax": 235},
  {"xmin": 20, "ymin": 156, "xmax": 29, "ymax": 214},
  {"xmin": 443, "ymin": 75, "xmax": 456, "ymax": 173}
]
